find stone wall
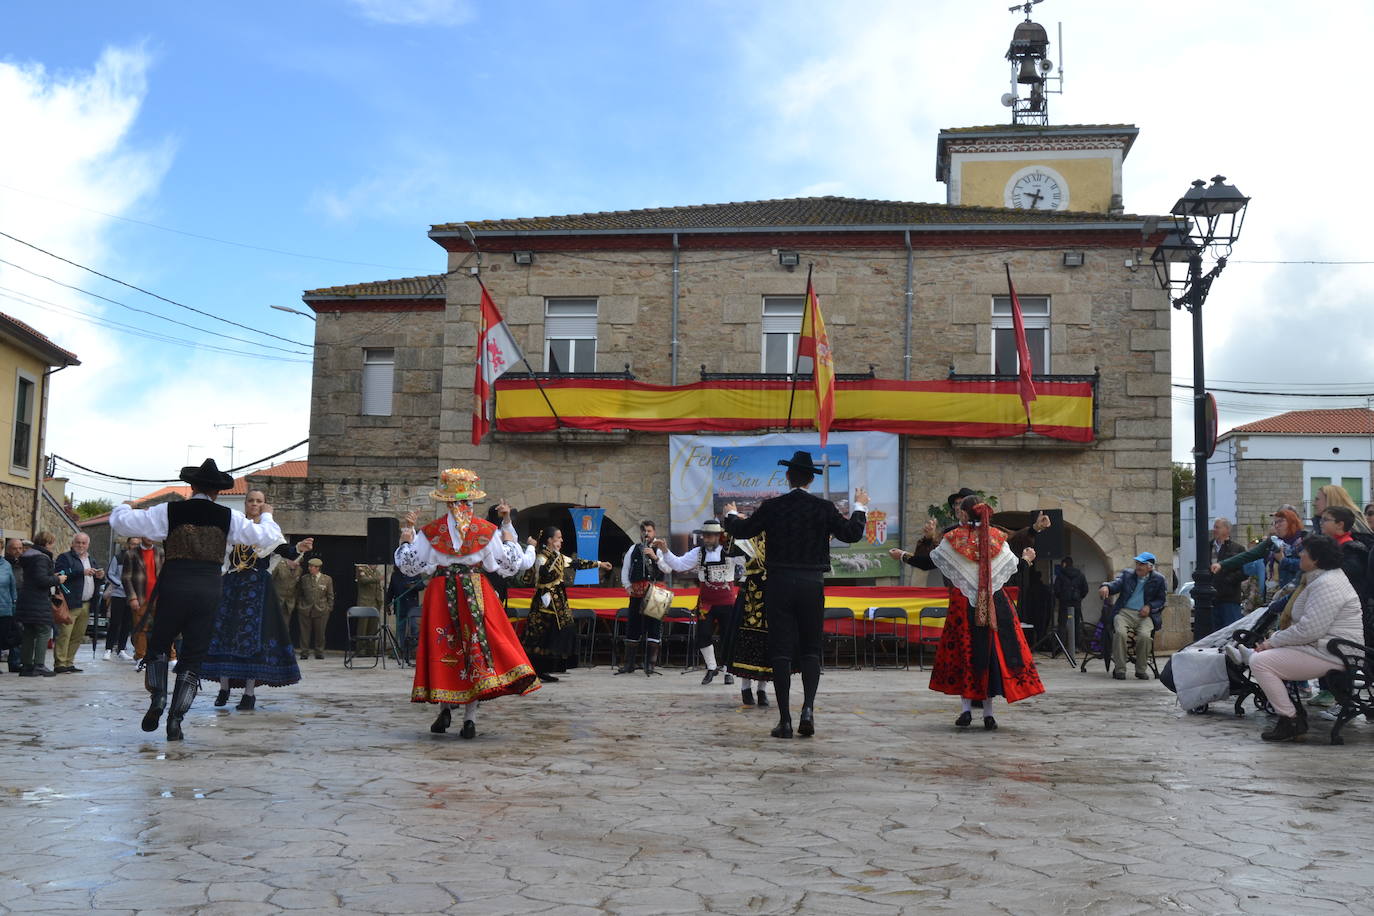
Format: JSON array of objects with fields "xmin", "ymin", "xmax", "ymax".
[
  {"xmin": 1233, "ymin": 457, "xmax": 1304, "ymax": 538},
  {"xmin": 0, "ymin": 482, "xmax": 32, "ymax": 539},
  {"xmin": 296, "ymin": 240, "xmax": 1173, "ymax": 576}
]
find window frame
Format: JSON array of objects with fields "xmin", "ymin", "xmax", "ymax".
[
  {"xmin": 543, "ymin": 297, "xmax": 599, "ymax": 373},
  {"xmin": 761, "ymin": 295, "xmax": 813, "ymax": 375},
  {"xmin": 361, "ymin": 347, "xmax": 396, "ymax": 417},
  {"xmin": 990, "ymin": 295, "xmax": 1051, "ymax": 375},
  {"xmin": 10, "ymin": 368, "xmax": 36, "ymax": 474}
]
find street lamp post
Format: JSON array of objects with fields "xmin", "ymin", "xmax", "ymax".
[
  {"xmin": 1152, "ymin": 176, "xmax": 1249, "ymax": 643},
  {"xmin": 270, "ymin": 304, "xmax": 316, "ymax": 321}
]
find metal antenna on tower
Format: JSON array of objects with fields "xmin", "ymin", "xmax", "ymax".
[
  {"xmin": 1000, "ymin": 0, "xmax": 1064, "ymax": 126},
  {"xmin": 213, "ymin": 422, "xmax": 266, "ymax": 470}
]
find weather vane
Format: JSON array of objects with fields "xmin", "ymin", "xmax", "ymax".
[{"xmin": 1009, "ymin": 0, "xmax": 1044, "ymax": 18}]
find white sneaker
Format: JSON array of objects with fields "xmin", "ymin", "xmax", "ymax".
[
  {"xmin": 102, "ymin": 650, "xmax": 112, "ymax": 660},
  {"xmin": 1319, "ymin": 705, "xmax": 1343, "ymax": 722},
  {"xmin": 1223, "ymin": 644, "xmax": 1253, "ymax": 668},
  {"xmin": 118, "ymin": 650, "xmax": 134, "ymax": 660}
]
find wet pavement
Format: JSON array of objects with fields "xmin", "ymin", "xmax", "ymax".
[{"xmin": 2, "ymin": 647, "xmax": 1372, "ymax": 915}]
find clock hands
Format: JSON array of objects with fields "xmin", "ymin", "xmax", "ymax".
[{"xmin": 1025, "ymin": 188, "xmax": 1043, "ymax": 209}]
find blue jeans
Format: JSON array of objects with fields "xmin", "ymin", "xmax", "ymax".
[{"xmin": 1212, "ymin": 602, "xmax": 1243, "ymax": 631}]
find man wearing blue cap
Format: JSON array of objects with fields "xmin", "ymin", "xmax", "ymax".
[{"xmin": 1099, "ymin": 552, "xmax": 1167, "ymax": 680}]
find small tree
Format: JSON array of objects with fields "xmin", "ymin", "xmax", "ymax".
[
  {"xmin": 1172, "ymin": 463, "xmax": 1195, "ymax": 549},
  {"xmin": 75, "ymin": 498, "xmax": 114, "ymax": 519},
  {"xmin": 926, "ymin": 491, "xmax": 999, "ymax": 529}
]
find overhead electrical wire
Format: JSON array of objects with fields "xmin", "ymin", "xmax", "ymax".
[
  {"xmin": 0, "ymin": 183, "xmax": 428, "ymax": 272},
  {"xmin": 52, "ymin": 439, "xmax": 309, "ymax": 485},
  {"xmin": 1170, "ymin": 383, "xmax": 1374, "ymax": 398},
  {"xmin": 0, "ymin": 229, "xmax": 311, "ymax": 347}
]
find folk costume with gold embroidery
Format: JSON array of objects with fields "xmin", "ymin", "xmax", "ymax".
[{"xmin": 522, "ymin": 546, "xmax": 598, "ymax": 677}]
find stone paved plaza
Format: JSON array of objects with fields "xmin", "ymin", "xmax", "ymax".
[{"xmin": 3, "ymin": 646, "xmax": 1373, "ymax": 915}]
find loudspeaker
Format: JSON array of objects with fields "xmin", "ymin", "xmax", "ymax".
[
  {"xmin": 1032, "ymin": 508, "xmax": 1065, "ymax": 558},
  {"xmin": 366, "ymin": 516, "xmax": 401, "ymax": 565}
]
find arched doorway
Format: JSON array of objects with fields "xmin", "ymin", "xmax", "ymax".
[
  {"xmin": 519, "ymin": 502, "xmax": 633, "ymax": 572},
  {"xmin": 993, "ymin": 510, "xmax": 1114, "ymax": 626}
]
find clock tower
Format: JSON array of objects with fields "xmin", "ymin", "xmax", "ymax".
[{"xmin": 935, "ymin": 4, "xmax": 1137, "ymax": 215}]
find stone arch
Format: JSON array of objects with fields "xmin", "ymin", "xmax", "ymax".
[{"xmin": 520, "ymin": 501, "xmax": 633, "ymax": 567}]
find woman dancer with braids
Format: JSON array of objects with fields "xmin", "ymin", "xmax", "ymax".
[
  {"xmin": 896, "ymin": 495, "xmax": 1043, "ymax": 729},
  {"xmin": 398, "ymin": 469, "xmax": 537, "ymax": 738},
  {"xmin": 201, "ymin": 489, "xmax": 312, "ymax": 710},
  {"xmin": 728, "ymin": 534, "xmax": 771, "ymax": 708},
  {"xmin": 523, "ymin": 526, "xmax": 610, "ymax": 682}
]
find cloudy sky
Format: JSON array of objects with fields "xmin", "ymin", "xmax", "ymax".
[{"xmin": 2, "ymin": 0, "xmax": 1371, "ymax": 504}]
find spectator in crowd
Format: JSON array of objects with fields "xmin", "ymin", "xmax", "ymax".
[
  {"xmin": 386, "ymin": 567, "xmax": 425, "ymax": 661},
  {"xmin": 1364, "ymin": 503, "xmax": 1374, "ymax": 531},
  {"xmin": 102, "ymin": 540, "xmax": 134, "ymax": 660},
  {"xmin": 53, "ymin": 532, "xmax": 104, "ymax": 673},
  {"xmin": 1318, "ymin": 506, "xmax": 1371, "ymax": 603},
  {"xmin": 1314, "ymin": 485, "xmax": 1374, "ymax": 539},
  {"xmin": 1051, "ymin": 556, "xmax": 1088, "ymax": 639},
  {"xmin": 296, "ymin": 558, "xmax": 334, "ymax": 660},
  {"xmin": 1209, "ymin": 518, "xmax": 1247, "ymax": 631},
  {"xmin": 17, "ymin": 532, "xmax": 66, "ymax": 677},
  {"xmin": 1228, "ymin": 535, "xmax": 1363, "ymax": 741},
  {"xmin": 1214, "ymin": 508, "xmax": 1307, "ymax": 592},
  {"xmin": 1100, "ymin": 552, "xmax": 1167, "ymax": 680},
  {"xmin": 0, "ymin": 536, "xmax": 17, "ymax": 671},
  {"xmin": 121, "ymin": 536, "xmax": 164, "ymax": 661},
  {"xmin": 271, "ymin": 554, "xmax": 302, "ymax": 631}
]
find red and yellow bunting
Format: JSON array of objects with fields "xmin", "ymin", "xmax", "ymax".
[{"xmin": 494, "ymin": 377, "xmax": 1093, "ymax": 442}]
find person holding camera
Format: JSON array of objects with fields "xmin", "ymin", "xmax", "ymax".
[
  {"xmin": 52, "ymin": 532, "xmax": 104, "ymax": 673},
  {"xmin": 16, "ymin": 532, "xmax": 66, "ymax": 677}
]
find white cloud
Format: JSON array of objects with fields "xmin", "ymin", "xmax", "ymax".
[
  {"xmin": 347, "ymin": 0, "xmax": 475, "ymax": 27},
  {"xmin": 0, "ymin": 45, "xmax": 313, "ymax": 507}
]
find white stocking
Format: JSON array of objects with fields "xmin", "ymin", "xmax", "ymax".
[
  {"xmin": 700, "ymin": 644, "xmax": 718, "ymax": 670},
  {"xmin": 982, "ymin": 696, "xmax": 996, "ymax": 717},
  {"xmin": 220, "ymin": 676, "xmax": 231, "ymax": 691},
  {"xmin": 243, "ymin": 679, "xmax": 256, "ymax": 697},
  {"xmin": 961, "ymin": 698, "xmax": 973, "ymax": 714},
  {"xmin": 739, "ymin": 678, "xmax": 753, "ymax": 690},
  {"xmin": 463, "ymin": 701, "xmax": 478, "ymax": 724}
]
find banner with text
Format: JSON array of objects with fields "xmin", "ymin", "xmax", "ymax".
[
  {"xmin": 570, "ymin": 508, "xmax": 604, "ymax": 585},
  {"xmin": 668, "ymin": 432, "xmax": 900, "ymax": 579}
]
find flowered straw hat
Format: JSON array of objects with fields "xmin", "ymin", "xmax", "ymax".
[{"xmin": 430, "ymin": 468, "xmax": 486, "ymax": 502}]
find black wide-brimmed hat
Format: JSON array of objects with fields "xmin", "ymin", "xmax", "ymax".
[
  {"xmin": 179, "ymin": 458, "xmax": 234, "ymax": 491},
  {"xmin": 946, "ymin": 487, "xmax": 977, "ymax": 508},
  {"xmin": 777, "ymin": 450, "xmax": 835, "ymax": 475}
]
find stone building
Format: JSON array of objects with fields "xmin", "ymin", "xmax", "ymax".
[
  {"xmin": 1178, "ymin": 408, "xmax": 1374, "ymax": 581},
  {"xmin": 0, "ymin": 311, "xmax": 80, "ymax": 540},
  {"xmin": 277, "ymin": 190, "xmax": 1173, "ymax": 593}
]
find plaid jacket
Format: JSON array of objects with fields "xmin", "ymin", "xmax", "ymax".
[{"xmin": 120, "ymin": 544, "xmax": 164, "ymax": 606}]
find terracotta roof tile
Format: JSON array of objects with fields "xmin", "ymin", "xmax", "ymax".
[
  {"xmin": 303, "ymin": 275, "xmax": 445, "ymax": 299},
  {"xmin": 249, "ymin": 459, "xmax": 308, "ymax": 478},
  {"xmin": 0, "ymin": 311, "xmax": 80, "ymax": 365},
  {"xmin": 1228, "ymin": 408, "xmax": 1374, "ymax": 435},
  {"xmin": 433, "ymin": 195, "xmax": 1150, "ymax": 234}
]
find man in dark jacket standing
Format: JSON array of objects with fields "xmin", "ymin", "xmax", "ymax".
[
  {"xmin": 1100, "ymin": 552, "xmax": 1168, "ymax": 680},
  {"xmin": 53, "ymin": 533, "xmax": 105, "ymax": 673},
  {"xmin": 1052, "ymin": 556, "xmax": 1088, "ymax": 641},
  {"xmin": 1209, "ymin": 518, "xmax": 1247, "ymax": 631},
  {"xmin": 722, "ymin": 451, "xmax": 867, "ymax": 739}
]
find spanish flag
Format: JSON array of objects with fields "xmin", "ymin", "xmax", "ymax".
[{"xmin": 796, "ymin": 271, "xmax": 835, "ymax": 447}]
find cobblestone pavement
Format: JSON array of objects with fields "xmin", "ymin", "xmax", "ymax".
[{"xmin": 2, "ymin": 647, "xmax": 1372, "ymax": 915}]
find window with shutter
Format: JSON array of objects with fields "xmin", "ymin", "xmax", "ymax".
[
  {"xmin": 11, "ymin": 372, "xmax": 34, "ymax": 470},
  {"xmin": 544, "ymin": 298, "xmax": 598, "ymax": 372},
  {"xmin": 761, "ymin": 297, "xmax": 812, "ymax": 374},
  {"xmin": 361, "ymin": 348, "xmax": 395, "ymax": 416},
  {"xmin": 990, "ymin": 296, "xmax": 1051, "ymax": 374}
]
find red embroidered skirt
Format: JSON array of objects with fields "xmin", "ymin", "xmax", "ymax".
[
  {"xmin": 928, "ymin": 588, "xmax": 1045, "ymax": 703},
  {"xmin": 411, "ymin": 571, "xmax": 540, "ymax": 705}
]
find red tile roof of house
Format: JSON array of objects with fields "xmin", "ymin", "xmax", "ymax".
[
  {"xmin": 250, "ymin": 459, "xmax": 308, "ymax": 478},
  {"xmin": 0, "ymin": 311, "xmax": 80, "ymax": 366},
  {"xmin": 1227, "ymin": 408, "xmax": 1374, "ymax": 435},
  {"xmin": 78, "ymin": 460, "xmax": 307, "ymax": 527}
]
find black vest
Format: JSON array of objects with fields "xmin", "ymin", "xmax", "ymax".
[
  {"xmin": 627, "ymin": 543, "xmax": 664, "ymax": 583},
  {"xmin": 164, "ymin": 499, "xmax": 231, "ymax": 563}
]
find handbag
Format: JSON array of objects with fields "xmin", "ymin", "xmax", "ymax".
[
  {"xmin": 640, "ymin": 584, "xmax": 673, "ymax": 621},
  {"xmin": 51, "ymin": 592, "xmax": 73, "ymax": 627}
]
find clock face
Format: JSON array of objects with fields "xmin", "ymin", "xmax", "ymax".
[{"xmin": 1007, "ymin": 169, "xmax": 1067, "ymax": 210}]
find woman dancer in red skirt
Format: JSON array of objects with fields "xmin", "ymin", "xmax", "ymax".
[
  {"xmin": 397, "ymin": 469, "xmax": 538, "ymax": 738},
  {"xmin": 896, "ymin": 495, "xmax": 1044, "ymax": 729}
]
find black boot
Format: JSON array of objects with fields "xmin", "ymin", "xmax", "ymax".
[
  {"xmin": 1261, "ymin": 715, "xmax": 1304, "ymax": 742},
  {"xmin": 615, "ymin": 638, "xmax": 640, "ymax": 675},
  {"xmin": 644, "ymin": 640, "xmax": 661, "ymax": 677},
  {"xmin": 431, "ymin": 706, "xmax": 451, "ymax": 733},
  {"xmin": 741, "ymin": 687, "xmax": 755, "ymax": 706},
  {"xmin": 141, "ymin": 654, "xmax": 170, "ymax": 732},
  {"xmin": 214, "ymin": 687, "xmax": 231, "ymax": 707},
  {"xmin": 165, "ymin": 670, "xmax": 200, "ymax": 741},
  {"xmin": 756, "ymin": 687, "xmax": 769, "ymax": 708}
]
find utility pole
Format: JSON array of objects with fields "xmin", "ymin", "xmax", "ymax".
[{"xmin": 213, "ymin": 423, "xmax": 265, "ymax": 470}]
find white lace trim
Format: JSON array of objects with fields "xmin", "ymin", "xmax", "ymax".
[{"xmin": 930, "ymin": 539, "xmax": 1020, "ymax": 604}]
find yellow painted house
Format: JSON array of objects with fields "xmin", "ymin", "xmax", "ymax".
[{"xmin": 0, "ymin": 312, "xmax": 80, "ymax": 538}]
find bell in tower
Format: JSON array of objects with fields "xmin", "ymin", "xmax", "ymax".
[{"xmin": 1002, "ymin": 1, "xmax": 1060, "ymax": 126}]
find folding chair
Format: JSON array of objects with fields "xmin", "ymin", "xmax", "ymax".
[
  {"xmin": 822, "ymin": 607, "xmax": 859, "ymax": 669},
  {"xmin": 344, "ymin": 606, "xmax": 382, "ymax": 669},
  {"xmin": 572, "ymin": 607, "xmax": 598, "ymax": 667},
  {"xmin": 661, "ymin": 607, "xmax": 698, "ymax": 669},
  {"xmin": 915, "ymin": 606, "xmax": 947, "ymax": 670},
  {"xmin": 868, "ymin": 607, "xmax": 910, "ymax": 670},
  {"xmin": 608, "ymin": 607, "xmax": 631, "ymax": 671}
]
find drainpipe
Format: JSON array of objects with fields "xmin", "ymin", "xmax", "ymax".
[
  {"xmin": 671, "ymin": 233, "xmax": 680, "ymax": 384},
  {"xmin": 31, "ymin": 363, "xmax": 70, "ymax": 536},
  {"xmin": 898, "ymin": 230, "xmax": 914, "ymax": 584}
]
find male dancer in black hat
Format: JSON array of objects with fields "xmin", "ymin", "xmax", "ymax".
[
  {"xmin": 112, "ymin": 459, "xmax": 286, "ymax": 740},
  {"xmin": 722, "ymin": 451, "xmax": 867, "ymax": 739}
]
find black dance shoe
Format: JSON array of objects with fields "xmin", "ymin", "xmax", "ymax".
[
  {"xmin": 798, "ymin": 708, "xmax": 815, "ymax": 738},
  {"xmin": 430, "ymin": 707, "xmax": 452, "ymax": 734},
  {"xmin": 723, "ymin": 673, "xmax": 734, "ymax": 685},
  {"xmin": 741, "ymin": 688, "xmax": 755, "ymax": 706},
  {"xmin": 214, "ymin": 689, "xmax": 230, "ymax": 707},
  {"xmin": 236, "ymin": 695, "xmax": 256, "ymax": 711},
  {"xmin": 983, "ymin": 716, "xmax": 998, "ymax": 731},
  {"xmin": 757, "ymin": 690, "xmax": 769, "ymax": 708},
  {"xmin": 770, "ymin": 719, "xmax": 794, "ymax": 739},
  {"xmin": 540, "ymin": 674, "xmax": 560, "ymax": 683},
  {"xmin": 460, "ymin": 720, "xmax": 477, "ymax": 740},
  {"xmin": 955, "ymin": 711, "xmax": 972, "ymax": 728},
  {"xmin": 701, "ymin": 668, "xmax": 718, "ymax": 685}
]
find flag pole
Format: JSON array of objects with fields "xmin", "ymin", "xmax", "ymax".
[
  {"xmin": 784, "ymin": 263, "xmax": 813, "ymax": 432},
  {"xmin": 475, "ymin": 276, "xmax": 564, "ymax": 432},
  {"xmin": 1004, "ymin": 262, "xmax": 1036, "ymax": 432}
]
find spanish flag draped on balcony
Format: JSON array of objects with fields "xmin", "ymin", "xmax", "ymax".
[{"xmin": 794, "ymin": 268, "xmax": 836, "ymax": 446}]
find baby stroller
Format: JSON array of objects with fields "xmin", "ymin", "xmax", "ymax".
[{"xmin": 1160, "ymin": 591, "xmax": 1292, "ymax": 718}]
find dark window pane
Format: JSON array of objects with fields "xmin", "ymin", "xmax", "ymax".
[{"xmin": 573, "ymin": 338, "xmax": 596, "ymax": 372}]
